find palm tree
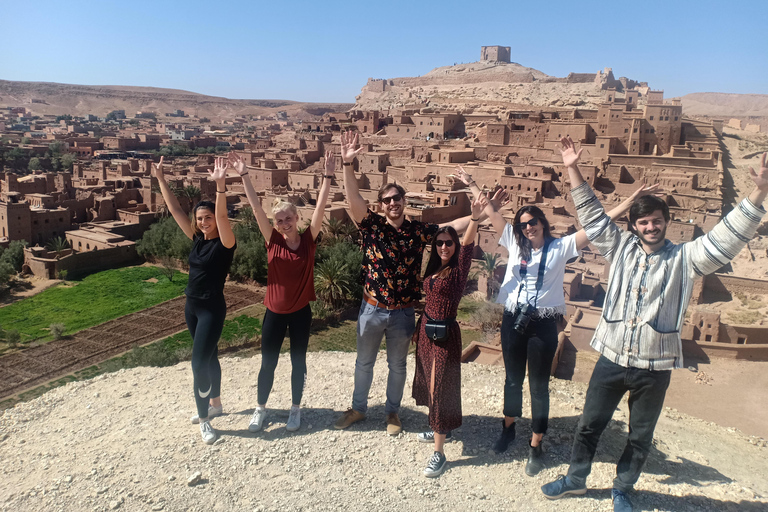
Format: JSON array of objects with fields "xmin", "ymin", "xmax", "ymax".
[
  {"xmin": 478, "ymin": 252, "xmax": 500, "ymax": 300},
  {"xmin": 46, "ymin": 236, "xmax": 70, "ymax": 257},
  {"xmin": 314, "ymin": 259, "xmax": 353, "ymax": 309}
]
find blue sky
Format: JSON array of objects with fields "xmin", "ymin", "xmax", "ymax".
[{"xmin": 1, "ymin": 0, "xmax": 766, "ymax": 103}]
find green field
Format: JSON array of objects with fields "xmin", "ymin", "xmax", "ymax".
[{"xmin": 0, "ymin": 266, "xmax": 188, "ymax": 343}]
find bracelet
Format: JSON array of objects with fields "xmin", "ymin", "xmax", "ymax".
[
  {"xmin": 323, "ymin": 175, "xmax": 334, "ymax": 179},
  {"xmin": 470, "ymin": 217, "xmax": 480, "ymax": 222},
  {"xmin": 342, "ymin": 162, "xmax": 354, "ymax": 167},
  {"xmin": 238, "ymin": 172, "xmax": 248, "ymax": 177},
  {"xmin": 217, "ymin": 190, "xmax": 226, "ymax": 194},
  {"xmin": 468, "ymin": 180, "xmax": 476, "ymax": 186}
]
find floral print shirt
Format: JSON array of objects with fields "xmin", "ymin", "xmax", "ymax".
[{"xmin": 358, "ymin": 209, "xmax": 439, "ymax": 308}]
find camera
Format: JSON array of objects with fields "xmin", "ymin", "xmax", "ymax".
[{"xmin": 513, "ymin": 303, "xmax": 536, "ymax": 333}]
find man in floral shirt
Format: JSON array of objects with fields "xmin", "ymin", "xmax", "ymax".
[{"xmin": 333, "ymin": 130, "xmax": 493, "ymax": 435}]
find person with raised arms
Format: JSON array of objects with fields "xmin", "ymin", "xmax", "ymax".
[
  {"xmin": 231, "ymin": 150, "xmax": 334, "ymax": 433},
  {"xmin": 541, "ymin": 139, "xmax": 768, "ymax": 512},
  {"xmin": 153, "ymin": 156, "xmax": 236, "ymax": 445}
]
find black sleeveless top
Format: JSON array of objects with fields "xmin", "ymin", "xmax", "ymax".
[{"xmin": 185, "ymin": 235, "xmax": 236, "ymax": 300}]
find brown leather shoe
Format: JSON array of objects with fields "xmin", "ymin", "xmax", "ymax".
[
  {"xmin": 334, "ymin": 408, "xmax": 365, "ymax": 430},
  {"xmin": 386, "ymin": 413, "xmax": 402, "ymax": 436}
]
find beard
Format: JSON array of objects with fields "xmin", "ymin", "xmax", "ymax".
[{"xmin": 635, "ymin": 225, "xmax": 667, "ymax": 246}]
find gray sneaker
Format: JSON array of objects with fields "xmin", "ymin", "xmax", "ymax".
[
  {"xmin": 417, "ymin": 430, "xmax": 452, "ymax": 443},
  {"xmin": 424, "ymin": 451, "xmax": 447, "ymax": 478},
  {"xmin": 199, "ymin": 420, "xmax": 216, "ymax": 445},
  {"xmin": 190, "ymin": 405, "xmax": 223, "ymax": 424},
  {"xmin": 248, "ymin": 407, "xmax": 267, "ymax": 432},
  {"xmin": 286, "ymin": 406, "xmax": 301, "ymax": 432}
]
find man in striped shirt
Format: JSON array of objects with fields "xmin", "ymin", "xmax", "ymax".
[{"xmin": 542, "ymin": 140, "xmax": 768, "ymax": 512}]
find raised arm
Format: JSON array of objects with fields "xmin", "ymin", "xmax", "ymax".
[
  {"xmin": 687, "ymin": 153, "xmax": 768, "ymax": 277},
  {"xmin": 573, "ymin": 181, "xmax": 665, "ymax": 250},
  {"xmin": 454, "ymin": 166, "xmax": 508, "ymax": 235},
  {"xmin": 229, "ymin": 152, "xmax": 273, "ymax": 242},
  {"xmin": 340, "ymin": 130, "xmax": 367, "ymax": 223},
  {"xmin": 152, "ymin": 156, "xmax": 194, "ymax": 240},
  {"xmin": 310, "ymin": 150, "xmax": 335, "ymax": 240},
  {"xmin": 462, "ymin": 195, "xmax": 488, "ymax": 245},
  {"xmin": 209, "ymin": 157, "xmax": 236, "ymax": 249}
]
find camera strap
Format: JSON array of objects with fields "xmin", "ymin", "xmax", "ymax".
[{"xmin": 515, "ymin": 238, "xmax": 551, "ymax": 308}]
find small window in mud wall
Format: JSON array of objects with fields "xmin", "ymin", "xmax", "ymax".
[{"xmin": 737, "ymin": 336, "xmax": 747, "ymax": 344}]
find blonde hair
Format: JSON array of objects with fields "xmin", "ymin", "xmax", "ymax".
[{"xmin": 271, "ymin": 199, "xmax": 298, "ymax": 218}]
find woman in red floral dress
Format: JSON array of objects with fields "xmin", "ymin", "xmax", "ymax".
[{"xmin": 412, "ymin": 194, "xmax": 488, "ymax": 477}]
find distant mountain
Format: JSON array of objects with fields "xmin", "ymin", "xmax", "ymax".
[
  {"xmin": 0, "ymin": 79, "xmax": 353, "ymax": 120},
  {"xmin": 678, "ymin": 92, "xmax": 768, "ymax": 117}
]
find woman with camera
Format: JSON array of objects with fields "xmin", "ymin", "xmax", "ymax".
[
  {"xmin": 411, "ymin": 193, "xmax": 489, "ymax": 478},
  {"xmin": 455, "ymin": 166, "xmax": 661, "ymax": 476}
]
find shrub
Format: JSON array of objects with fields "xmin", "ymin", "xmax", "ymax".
[
  {"xmin": 49, "ymin": 323, "xmax": 66, "ymax": 340},
  {"xmin": 6, "ymin": 329, "xmax": 20, "ymax": 348},
  {"xmin": 230, "ymin": 221, "xmax": 268, "ymax": 283},
  {"xmin": 471, "ymin": 302, "xmax": 504, "ymax": 336},
  {"xmin": 136, "ymin": 216, "xmax": 192, "ymax": 262}
]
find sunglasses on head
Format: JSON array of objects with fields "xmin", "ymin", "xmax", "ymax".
[
  {"xmin": 435, "ymin": 240, "xmax": 454, "ymax": 248},
  {"xmin": 516, "ymin": 217, "xmax": 540, "ymax": 230},
  {"xmin": 381, "ymin": 194, "xmax": 403, "ymax": 204}
]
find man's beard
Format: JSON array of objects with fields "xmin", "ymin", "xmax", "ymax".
[{"xmin": 635, "ymin": 225, "xmax": 667, "ymax": 246}]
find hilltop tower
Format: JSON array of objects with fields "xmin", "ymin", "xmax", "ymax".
[{"xmin": 480, "ymin": 46, "xmax": 511, "ymax": 63}]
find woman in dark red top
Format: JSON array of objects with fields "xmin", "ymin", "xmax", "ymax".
[
  {"xmin": 153, "ymin": 156, "xmax": 236, "ymax": 445},
  {"xmin": 231, "ymin": 150, "xmax": 334, "ymax": 433},
  {"xmin": 412, "ymin": 194, "xmax": 487, "ymax": 477}
]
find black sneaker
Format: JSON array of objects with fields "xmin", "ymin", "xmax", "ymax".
[
  {"xmin": 541, "ymin": 475, "xmax": 587, "ymax": 499},
  {"xmin": 492, "ymin": 420, "xmax": 516, "ymax": 453},
  {"xmin": 423, "ymin": 451, "xmax": 447, "ymax": 478},
  {"xmin": 525, "ymin": 442, "xmax": 545, "ymax": 476},
  {"xmin": 416, "ymin": 430, "xmax": 453, "ymax": 443},
  {"xmin": 612, "ymin": 488, "xmax": 633, "ymax": 512}
]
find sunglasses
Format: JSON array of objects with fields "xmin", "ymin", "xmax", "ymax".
[
  {"xmin": 516, "ymin": 217, "xmax": 540, "ymax": 230},
  {"xmin": 435, "ymin": 240, "xmax": 454, "ymax": 248},
  {"xmin": 381, "ymin": 194, "xmax": 403, "ymax": 204}
]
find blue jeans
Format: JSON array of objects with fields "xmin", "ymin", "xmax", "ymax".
[
  {"xmin": 567, "ymin": 355, "xmax": 671, "ymax": 492},
  {"xmin": 352, "ymin": 301, "xmax": 416, "ymax": 414}
]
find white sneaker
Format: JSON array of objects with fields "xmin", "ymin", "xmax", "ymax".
[
  {"xmin": 200, "ymin": 420, "xmax": 216, "ymax": 445},
  {"xmin": 248, "ymin": 407, "xmax": 267, "ymax": 432},
  {"xmin": 286, "ymin": 406, "xmax": 301, "ymax": 432},
  {"xmin": 190, "ymin": 405, "xmax": 223, "ymax": 424}
]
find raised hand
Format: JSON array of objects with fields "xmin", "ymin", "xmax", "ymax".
[
  {"xmin": 151, "ymin": 156, "xmax": 166, "ymax": 182},
  {"xmin": 559, "ymin": 136, "xmax": 583, "ymax": 168},
  {"xmin": 489, "ymin": 187, "xmax": 509, "ymax": 211},
  {"xmin": 454, "ymin": 165, "xmax": 473, "ymax": 185},
  {"xmin": 228, "ymin": 151, "xmax": 246, "ymax": 176},
  {"xmin": 208, "ymin": 156, "xmax": 229, "ymax": 182},
  {"xmin": 472, "ymin": 194, "xmax": 489, "ymax": 218},
  {"xmin": 748, "ymin": 152, "xmax": 768, "ymax": 191},
  {"xmin": 630, "ymin": 181, "xmax": 665, "ymax": 200},
  {"xmin": 340, "ymin": 130, "xmax": 364, "ymax": 163},
  {"xmin": 324, "ymin": 150, "xmax": 336, "ymax": 174}
]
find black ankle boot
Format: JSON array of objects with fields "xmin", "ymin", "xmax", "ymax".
[
  {"xmin": 492, "ymin": 420, "xmax": 516, "ymax": 453},
  {"xmin": 525, "ymin": 441, "xmax": 545, "ymax": 476}
]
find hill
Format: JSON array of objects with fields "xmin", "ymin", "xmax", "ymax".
[
  {"xmin": 1, "ymin": 352, "xmax": 766, "ymax": 511},
  {"xmin": 0, "ymin": 79, "xmax": 353, "ymax": 120}
]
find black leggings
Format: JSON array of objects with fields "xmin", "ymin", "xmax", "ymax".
[
  {"xmin": 500, "ymin": 310, "xmax": 559, "ymax": 435},
  {"xmin": 258, "ymin": 305, "xmax": 311, "ymax": 406},
  {"xmin": 186, "ymin": 295, "xmax": 226, "ymax": 419}
]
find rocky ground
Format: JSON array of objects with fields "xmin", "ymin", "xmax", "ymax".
[{"xmin": 2, "ymin": 352, "xmax": 766, "ymax": 512}]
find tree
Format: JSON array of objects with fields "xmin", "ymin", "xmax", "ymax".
[
  {"xmin": 314, "ymin": 259, "xmax": 354, "ymax": 309},
  {"xmin": 60, "ymin": 153, "xmax": 77, "ymax": 171},
  {"xmin": 478, "ymin": 252, "xmax": 501, "ymax": 300},
  {"xmin": 28, "ymin": 157, "xmax": 42, "ymax": 171},
  {"xmin": 46, "ymin": 236, "xmax": 70, "ymax": 255},
  {"xmin": 159, "ymin": 256, "xmax": 176, "ymax": 282},
  {"xmin": 4, "ymin": 148, "xmax": 27, "ymax": 171},
  {"xmin": 49, "ymin": 323, "xmax": 66, "ymax": 340}
]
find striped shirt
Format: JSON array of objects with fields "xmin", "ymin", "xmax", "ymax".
[{"xmin": 571, "ymin": 181, "xmax": 765, "ymax": 370}]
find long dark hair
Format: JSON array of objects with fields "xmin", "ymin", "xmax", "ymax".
[
  {"xmin": 423, "ymin": 226, "xmax": 460, "ymax": 279},
  {"xmin": 190, "ymin": 200, "xmax": 215, "ymax": 237},
  {"xmin": 513, "ymin": 205, "xmax": 553, "ymax": 262}
]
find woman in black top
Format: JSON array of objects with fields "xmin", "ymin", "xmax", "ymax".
[{"xmin": 153, "ymin": 156, "xmax": 236, "ymax": 445}]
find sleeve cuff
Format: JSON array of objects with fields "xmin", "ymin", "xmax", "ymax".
[
  {"xmin": 743, "ymin": 197, "xmax": 767, "ymax": 217},
  {"xmin": 570, "ymin": 181, "xmax": 594, "ymax": 205}
]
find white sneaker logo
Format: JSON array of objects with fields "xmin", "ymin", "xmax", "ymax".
[{"xmin": 198, "ymin": 384, "xmax": 212, "ymax": 398}]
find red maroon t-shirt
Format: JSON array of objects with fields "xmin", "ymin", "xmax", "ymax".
[{"xmin": 264, "ymin": 228, "xmax": 317, "ymax": 314}]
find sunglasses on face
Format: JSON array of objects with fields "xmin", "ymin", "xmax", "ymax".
[
  {"xmin": 381, "ymin": 194, "xmax": 403, "ymax": 204},
  {"xmin": 435, "ymin": 240, "xmax": 454, "ymax": 248},
  {"xmin": 516, "ymin": 217, "xmax": 540, "ymax": 230}
]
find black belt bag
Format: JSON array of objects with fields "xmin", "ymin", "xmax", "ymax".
[{"xmin": 424, "ymin": 312, "xmax": 456, "ymax": 342}]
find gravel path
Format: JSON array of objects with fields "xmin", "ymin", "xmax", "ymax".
[{"xmin": 1, "ymin": 352, "xmax": 766, "ymax": 512}]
